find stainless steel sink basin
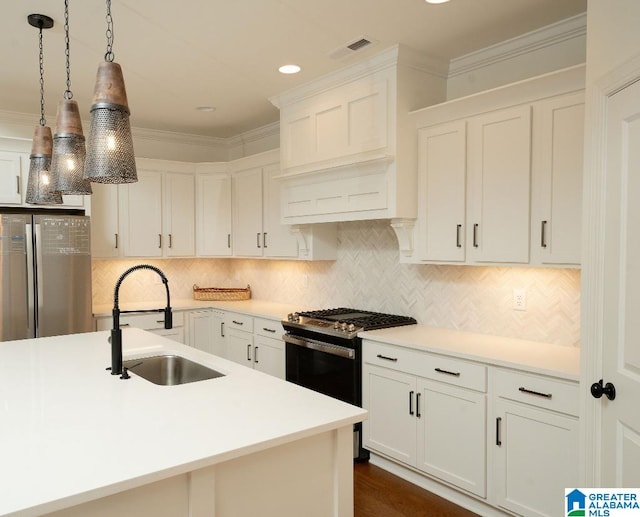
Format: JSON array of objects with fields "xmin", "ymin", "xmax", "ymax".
[{"xmin": 122, "ymin": 354, "xmax": 225, "ymax": 385}]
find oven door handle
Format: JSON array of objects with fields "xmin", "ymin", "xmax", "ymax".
[{"xmin": 283, "ymin": 334, "xmax": 355, "ymax": 360}]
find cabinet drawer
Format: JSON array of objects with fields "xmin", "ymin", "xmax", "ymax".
[
  {"xmin": 363, "ymin": 341, "xmax": 487, "ymax": 392},
  {"xmin": 492, "ymin": 368, "xmax": 579, "ymax": 416},
  {"xmin": 254, "ymin": 317, "xmax": 283, "ymax": 338},
  {"xmin": 225, "ymin": 312, "xmax": 254, "ymax": 332},
  {"xmin": 96, "ymin": 311, "xmax": 184, "ymax": 331}
]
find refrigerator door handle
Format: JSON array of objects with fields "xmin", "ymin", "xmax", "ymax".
[
  {"xmin": 34, "ymin": 223, "xmax": 45, "ymax": 338},
  {"xmin": 25, "ymin": 223, "xmax": 36, "ymax": 338}
]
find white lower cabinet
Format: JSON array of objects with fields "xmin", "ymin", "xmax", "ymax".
[
  {"xmin": 490, "ymin": 369, "xmax": 579, "ymax": 517},
  {"xmin": 225, "ymin": 312, "xmax": 285, "ymax": 379},
  {"xmin": 187, "ymin": 309, "xmax": 226, "ymax": 356},
  {"xmin": 363, "ymin": 342, "xmax": 487, "ymax": 498},
  {"xmin": 95, "ymin": 311, "xmax": 185, "ymax": 344}
]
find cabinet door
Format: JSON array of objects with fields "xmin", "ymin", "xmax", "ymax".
[
  {"xmin": 262, "ymin": 164, "xmax": 298, "ymax": 258},
  {"xmin": 531, "ymin": 93, "xmax": 584, "ymax": 266},
  {"xmin": 226, "ymin": 329, "xmax": 254, "ymax": 367},
  {"xmin": 197, "ymin": 174, "xmax": 232, "ymax": 256},
  {"xmin": 254, "ymin": 335, "xmax": 285, "ymax": 379},
  {"xmin": 188, "ymin": 310, "xmax": 215, "ymax": 354},
  {"xmin": 493, "ymin": 398, "xmax": 579, "ymax": 517},
  {"xmin": 90, "ymin": 182, "xmax": 120, "ymax": 258},
  {"xmin": 467, "ymin": 105, "xmax": 531, "ymax": 263},
  {"xmin": 232, "ymin": 167, "xmax": 263, "ymax": 256},
  {"xmin": 362, "ymin": 364, "xmax": 416, "ymax": 465},
  {"xmin": 164, "ymin": 172, "xmax": 195, "ymax": 257},
  {"xmin": 416, "ymin": 379, "xmax": 486, "ymax": 497},
  {"xmin": 0, "ymin": 151, "xmax": 23, "ymax": 205},
  {"xmin": 417, "ymin": 121, "xmax": 466, "ymax": 262},
  {"xmin": 211, "ymin": 311, "xmax": 227, "ymax": 358},
  {"xmin": 120, "ymin": 170, "xmax": 163, "ymax": 257}
]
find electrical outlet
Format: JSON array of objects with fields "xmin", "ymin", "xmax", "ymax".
[{"xmin": 513, "ymin": 289, "xmax": 527, "ymax": 311}]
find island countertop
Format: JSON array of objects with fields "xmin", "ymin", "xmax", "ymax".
[{"xmin": 0, "ymin": 329, "xmax": 366, "ymax": 517}]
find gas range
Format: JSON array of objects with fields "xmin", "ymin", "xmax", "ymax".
[{"xmin": 283, "ymin": 307, "xmax": 417, "ymax": 341}]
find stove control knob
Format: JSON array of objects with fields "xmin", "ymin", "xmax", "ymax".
[
  {"xmin": 288, "ymin": 313, "xmax": 300, "ymax": 322},
  {"xmin": 341, "ymin": 322, "xmax": 348, "ymax": 331},
  {"xmin": 348, "ymin": 323, "xmax": 356, "ymax": 333},
  {"xmin": 333, "ymin": 322, "xmax": 340, "ymax": 330}
]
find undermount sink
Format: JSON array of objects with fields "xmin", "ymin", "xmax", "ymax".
[{"xmin": 122, "ymin": 354, "xmax": 225, "ymax": 386}]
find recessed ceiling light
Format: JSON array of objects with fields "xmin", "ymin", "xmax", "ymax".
[
  {"xmin": 425, "ymin": 0, "xmax": 450, "ymax": 3},
  {"xmin": 279, "ymin": 64, "xmax": 301, "ymax": 74},
  {"xmin": 195, "ymin": 106, "xmax": 216, "ymax": 113}
]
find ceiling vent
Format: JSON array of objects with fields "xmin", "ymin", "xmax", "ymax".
[{"xmin": 329, "ymin": 36, "xmax": 376, "ymax": 60}]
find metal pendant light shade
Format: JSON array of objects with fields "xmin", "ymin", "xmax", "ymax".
[
  {"xmin": 26, "ymin": 125, "xmax": 63, "ymax": 205},
  {"xmin": 50, "ymin": 99, "xmax": 92, "ymax": 194},
  {"xmin": 84, "ymin": 61, "xmax": 137, "ymax": 183}
]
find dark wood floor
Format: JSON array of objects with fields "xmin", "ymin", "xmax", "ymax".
[{"xmin": 354, "ymin": 462, "xmax": 479, "ymax": 517}]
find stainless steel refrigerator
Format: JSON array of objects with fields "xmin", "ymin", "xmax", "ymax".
[{"xmin": 0, "ymin": 211, "xmax": 92, "ymax": 341}]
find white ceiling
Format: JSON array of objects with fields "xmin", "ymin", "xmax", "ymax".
[{"xmin": 1, "ymin": 0, "xmax": 586, "ymax": 139}]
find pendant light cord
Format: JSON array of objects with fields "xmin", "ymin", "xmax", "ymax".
[
  {"xmin": 37, "ymin": 21, "xmax": 46, "ymax": 126},
  {"xmin": 105, "ymin": 0, "xmax": 115, "ymax": 62},
  {"xmin": 63, "ymin": 0, "xmax": 73, "ymax": 100}
]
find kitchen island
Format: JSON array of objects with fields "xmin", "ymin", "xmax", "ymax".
[{"xmin": 0, "ymin": 328, "xmax": 366, "ymax": 517}]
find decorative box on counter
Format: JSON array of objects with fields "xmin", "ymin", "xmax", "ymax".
[{"xmin": 192, "ymin": 284, "xmax": 251, "ymax": 301}]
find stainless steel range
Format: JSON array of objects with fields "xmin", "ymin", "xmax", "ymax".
[{"xmin": 282, "ymin": 308, "xmax": 417, "ymax": 461}]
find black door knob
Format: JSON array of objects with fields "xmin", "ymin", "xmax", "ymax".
[{"xmin": 591, "ymin": 379, "xmax": 616, "ymax": 401}]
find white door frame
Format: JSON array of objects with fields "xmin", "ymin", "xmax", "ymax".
[{"xmin": 581, "ymin": 52, "xmax": 640, "ymax": 486}]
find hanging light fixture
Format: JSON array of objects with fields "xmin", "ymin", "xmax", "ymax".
[
  {"xmin": 25, "ymin": 14, "xmax": 62, "ymax": 205},
  {"xmin": 50, "ymin": 0, "xmax": 91, "ymax": 196},
  {"xmin": 84, "ymin": 0, "xmax": 137, "ymax": 184}
]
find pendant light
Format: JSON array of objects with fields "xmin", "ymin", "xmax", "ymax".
[
  {"xmin": 50, "ymin": 0, "xmax": 92, "ymax": 196},
  {"xmin": 84, "ymin": 0, "xmax": 137, "ymax": 184},
  {"xmin": 25, "ymin": 14, "xmax": 63, "ymax": 205}
]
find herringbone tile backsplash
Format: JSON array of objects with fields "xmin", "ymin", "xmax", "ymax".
[{"xmin": 93, "ymin": 220, "xmax": 580, "ymax": 346}]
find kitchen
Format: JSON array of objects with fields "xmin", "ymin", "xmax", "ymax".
[{"xmin": 1, "ymin": 1, "xmax": 639, "ymax": 516}]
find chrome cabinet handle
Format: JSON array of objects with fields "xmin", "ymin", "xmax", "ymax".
[
  {"xmin": 16, "ymin": 175, "xmax": 21, "ymax": 194},
  {"xmin": 254, "ymin": 346, "xmax": 259, "ymax": 363},
  {"xmin": 456, "ymin": 224, "xmax": 462, "ymax": 248},
  {"xmin": 473, "ymin": 224, "xmax": 479, "ymax": 248},
  {"xmin": 263, "ymin": 232, "xmax": 268, "ymax": 248},
  {"xmin": 246, "ymin": 344, "xmax": 252, "ymax": 361},
  {"xmin": 519, "ymin": 386, "xmax": 552, "ymax": 399},
  {"xmin": 496, "ymin": 417, "xmax": 502, "ymax": 446},
  {"xmin": 541, "ymin": 220, "xmax": 548, "ymax": 248},
  {"xmin": 220, "ymin": 321, "xmax": 225, "ymax": 337},
  {"xmin": 158, "ymin": 234, "xmax": 162, "ymax": 248},
  {"xmin": 227, "ymin": 233, "xmax": 231, "ymax": 249},
  {"xmin": 169, "ymin": 234, "xmax": 173, "ymax": 249},
  {"xmin": 435, "ymin": 367, "xmax": 461, "ymax": 377},
  {"xmin": 416, "ymin": 392, "xmax": 421, "ymax": 418},
  {"xmin": 115, "ymin": 233, "xmax": 119, "ymax": 249},
  {"xmin": 409, "ymin": 391, "xmax": 414, "ymax": 416},
  {"xmin": 256, "ymin": 232, "xmax": 261, "ymax": 248}
]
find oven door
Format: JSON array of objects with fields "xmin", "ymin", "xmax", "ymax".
[{"xmin": 284, "ymin": 334, "xmax": 359, "ymax": 406}]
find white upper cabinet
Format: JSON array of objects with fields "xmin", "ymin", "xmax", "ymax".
[
  {"xmin": 0, "ymin": 151, "xmax": 24, "ymax": 205},
  {"xmin": 467, "ymin": 105, "xmax": 532, "ymax": 264},
  {"xmin": 270, "ymin": 45, "xmax": 447, "ymax": 224},
  {"xmin": 196, "ymin": 163, "xmax": 232, "ymax": 257},
  {"xmin": 232, "ymin": 165, "xmax": 266, "ymax": 257},
  {"xmin": 90, "ymin": 183, "xmax": 120, "ymax": 258},
  {"xmin": 118, "ymin": 159, "xmax": 195, "ymax": 258},
  {"xmin": 531, "ymin": 92, "xmax": 585, "ymax": 266},
  {"xmin": 407, "ymin": 64, "xmax": 585, "ymax": 267}
]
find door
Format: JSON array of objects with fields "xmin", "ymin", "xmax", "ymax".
[
  {"xmin": 188, "ymin": 310, "xmax": 214, "ymax": 354},
  {"xmin": 196, "ymin": 174, "xmax": 232, "ymax": 256},
  {"xmin": 90, "ymin": 182, "xmax": 120, "ymax": 258},
  {"xmin": 467, "ymin": 105, "xmax": 531, "ymax": 263},
  {"xmin": 599, "ymin": 78, "xmax": 640, "ymax": 486},
  {"xmin": 34, "ymin": 215, "xmax": 93, "ymax": 337},
  {"xmin": 120, "ymin": 170, "xmax": 163, "ymax": 257},
  {"xmin": 254, "ymin": 335, "xmax": 285, "ymax": 379},
  {"xmin": 226, "ymin": 329, "xmax": 254, "ymax": 367},
  {"xmin": 164, "ymin": 172, "xmax": 195, "ymax": 257},
  {"xmin": 0, "ymin": 214, "xmax": 30, "ymax": 340},
  {"xmin": 232, "ymin": 167, "xmax": 263, "ymax": 257},
  {"xmin": 262, "ymin": 164, "xmax": 298, "ymax": 258}
]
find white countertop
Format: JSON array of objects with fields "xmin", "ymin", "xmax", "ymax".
[
  {"xmin": 0, "ymin": 329, "xmax": 366, "ymax": 517},
  {"xmin": 93, "ymin": 299, "xmax": 299, "ymax": 320},
  {"xmin": 360, "ymin": 325, "xmax": 580, "ymax": 380}
]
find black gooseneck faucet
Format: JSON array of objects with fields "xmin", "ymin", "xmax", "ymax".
[{"xmin": 110, "ymin": 264, "xmax": 172, "ymax": 378}]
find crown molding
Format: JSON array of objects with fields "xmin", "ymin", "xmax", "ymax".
[
  {"xmin": 449, "ymin": 13, "xmax": 586, "ymax": 78},
  {"xmin": 226, "ymin": 121, "xmax": 280, "ymax": 149}
]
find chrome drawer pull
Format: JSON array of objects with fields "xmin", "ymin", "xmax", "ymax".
[
  {"xmin": 376, "ymin": 354, "xmax": 398, "ymax": 362},
  {"xmin": 435, "ymin": 367, "xmax": 460, "ymax": 377},
  {"xmin": 518, "ymin": 386, "xmax": 552, "ymax": 399}
]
